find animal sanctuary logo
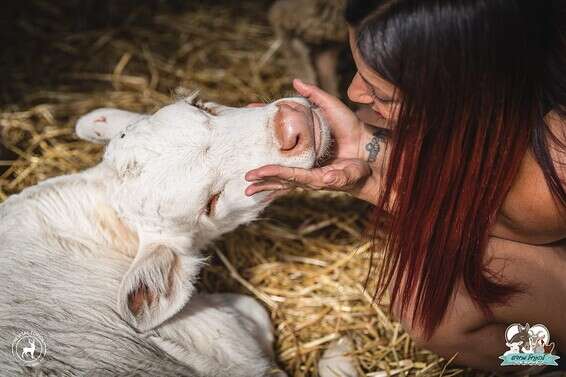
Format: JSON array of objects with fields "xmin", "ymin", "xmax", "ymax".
[
  {"xmin": 499, "ymin": 323, "xmax": 560, "ymax": 366},
  {"xmin": 11, "ymin": 330, "xmax": 47, "ymax": 365}
]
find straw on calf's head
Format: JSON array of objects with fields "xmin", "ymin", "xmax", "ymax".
[{"xmin": 75, "ymin": 95, "xmax": 331, "ymax": 331}]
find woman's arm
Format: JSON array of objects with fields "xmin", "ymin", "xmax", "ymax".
[
  {"xmin": 354, "ymin": 122, "xmax": 392, "ymax": 205},
  {"xmin": 399, "ymin": 235, "xmax": 566, "ymax": 373}
]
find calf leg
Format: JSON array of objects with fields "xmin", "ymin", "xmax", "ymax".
[
  {"xmin": 319, "ymin": 336, "xmax": 359, "ymax": 377},
  {"xmin": 209, "ymin": 293, "xmax": 276, "ymax": 358},
  {"xmin": 216, "ymin": 293, "xmax": 288, "ymax": 377},
  {"xmin": 153, "ymin": 293, "xmax": 285, "ymax": 377}
]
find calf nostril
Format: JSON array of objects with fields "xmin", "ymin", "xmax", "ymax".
[
  {"xmin": 275, "ymin": 102, "xmax": 310, "ymax": 154},
  {"xmin": 280, "ymin": 133, "xmax": 300, "ymax": 151}
]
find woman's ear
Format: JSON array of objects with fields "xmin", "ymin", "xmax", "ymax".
[
  {"xmin": 117, "ymin": 244, "xmax": 203, "ymax": 332},
  {"xmin": 75, "ymin": 108, "xmax": 147, "ymax": 144}
]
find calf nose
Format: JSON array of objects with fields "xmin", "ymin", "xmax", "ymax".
[{"xmin": 274, "ymin": 102, "xmax": 313, "ymax": 155}]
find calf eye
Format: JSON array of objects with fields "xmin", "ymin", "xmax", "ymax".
[{"xmin": 204, "ymin": 192, "xmax": 221, "ymax": 216}]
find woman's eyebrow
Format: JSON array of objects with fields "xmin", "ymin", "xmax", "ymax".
[{"xmin": 359, "ymin": 72, "xmax": 394, "ymax": 101}]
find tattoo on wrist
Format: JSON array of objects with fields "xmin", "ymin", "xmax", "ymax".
[{"xmin": 365, "ymin": 129, "xmax": 388, "ymax": 163}]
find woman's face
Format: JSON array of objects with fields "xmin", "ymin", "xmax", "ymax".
[{"xmin": 347, "ymin": 28, "xmax": 400, "ymax": 124}]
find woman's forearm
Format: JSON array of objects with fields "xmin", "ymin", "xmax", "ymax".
[
  {"xmin": 356, "ymin": 123, "xmax": 394, "ymax": 206},
  {"xmin": 359, "ymin": 124, "xmax": 390, "ymax": 170}
]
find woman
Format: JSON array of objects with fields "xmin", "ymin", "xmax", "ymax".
[{"xmin": 246, "ymin": 0, "xmax": 566, "ymax": 373}]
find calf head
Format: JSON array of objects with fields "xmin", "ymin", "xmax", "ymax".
[{"xmin": 75, "ymin": 95, "xmax": 331, "ymax": 330}]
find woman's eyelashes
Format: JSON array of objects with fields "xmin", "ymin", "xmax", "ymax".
[
  {"xmin": 375, "ymin": 94, "xmax": 395, "ymax": 104},
  {"xmin": 358, "ymin": 72, "xmax": 394, "ymax": 104},
  {"xmin": 367, "ymin": 84, "xmax": 395, "ymax": 104}
]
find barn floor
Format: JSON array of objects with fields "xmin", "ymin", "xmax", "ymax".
[{"xmin": 0, "ymin": 1, "xmax": 527, "ymax": 376}]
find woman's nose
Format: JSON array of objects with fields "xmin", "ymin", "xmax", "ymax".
[{"xmin": 347, "ymin": 72, "xmax": 374, "ymax": 105}]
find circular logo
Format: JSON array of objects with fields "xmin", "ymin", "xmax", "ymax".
[
  {"xmin": 505, "ymin": 324, "xmax": 550, "ymax": 344},
  {"xmin": 11, "ymin": 330, "xmax": 47, "ymax": 365},
  {"xmin": 504, "ymin": 323, "xmax": 552, "ymax": 355}
]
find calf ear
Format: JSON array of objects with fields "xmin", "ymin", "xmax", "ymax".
[
  {"xmin": 75, "ymin": 108, "xmax": 147, "ymax": 144},
  {"xmin": 117, "ymin": 244, "xmax": 202, "ymax": 332}
]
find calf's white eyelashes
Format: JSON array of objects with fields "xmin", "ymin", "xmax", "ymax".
[{"xmin": 192, "ymin": 100, "xmax": 219, "ymax": 116}]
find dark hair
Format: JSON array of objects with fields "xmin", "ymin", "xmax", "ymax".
[{"xmin": 346, "ymin": 0, "xmax": 566, "ymax": 338}]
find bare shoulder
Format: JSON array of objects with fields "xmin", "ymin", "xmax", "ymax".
[
  {"xmin": 436, "ymin": 237, "xmax": 566, "ymax": 333},
  {"xmin": 491, "ymin": 111, "xmax": 566, "ymax": 245},
  {"xmin": 401, "ymin": 236, "xmax": 566, "ymax": 348}
]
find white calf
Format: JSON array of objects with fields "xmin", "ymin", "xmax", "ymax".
[{"xmin": 0, "ymin": 95, "xmax": 335, "ymax": 376}]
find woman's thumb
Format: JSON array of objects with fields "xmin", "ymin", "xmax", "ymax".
[
  {"xmin": 293, "ymin": 79, "xmax": 336, "ymax": 108},
  {"xmin": 293, "ymin": 79, "xmax": 313, "ymax": 97}
]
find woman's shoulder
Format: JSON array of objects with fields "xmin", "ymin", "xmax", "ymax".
[{"xmin": 490, "ymin": 111, "xmax": 566, "ymax": 245}]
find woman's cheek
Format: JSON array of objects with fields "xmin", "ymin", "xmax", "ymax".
[
  {"xmin": 372, "ymin": 104, "xmax": 392, "ymax": 122},
  {"xmin": 375, "ymin": 104, "xmax": 399, "ymax": 124},
  {"xmin": 357, "ymin": 104, "xmax": 385, "ymax": 127}
]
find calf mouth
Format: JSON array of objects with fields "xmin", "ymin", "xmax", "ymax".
[{"xmin": 311, "ymin": 107, "xmax": 332, "ymax": 165}]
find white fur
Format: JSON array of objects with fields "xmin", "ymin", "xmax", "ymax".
[
  {"xmin": 0, "ymin": 97, "xmax": 335, "ymax": 376},
  {"xmin": 319, "ymin": 337, "xmax": 359, "ymax": 377}
]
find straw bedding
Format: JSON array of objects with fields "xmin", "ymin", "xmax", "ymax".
[{"xmin": 0, "ymin": 1, "xmax": 477, "ymax": 376}]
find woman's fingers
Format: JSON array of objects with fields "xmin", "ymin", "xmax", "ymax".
[
  {"xmin": 246, "ymin": 165, "xmax": 326, "ymax": 189},
  {"xmin": 245, "ymin": 160, "xmax": 372, "ymax": 196},
  {"xmin": 293, "ymin": 78, "xmax": 362, "ymax": 147},
  {"xmin": 322, "ymin": 160, "xmax": 371, "ymax": 188},
  {"xmin": 293, "ymin": 79, "xmax": 344, "ymax": 111},
  {"xmin": 245, "ymin": 181, "xmax": 287, "ymax": 196}
]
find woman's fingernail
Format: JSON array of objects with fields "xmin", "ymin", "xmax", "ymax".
[
  {"xmin": 294, "ymin": 78, "xmax": 308, "ymax": 88},
  {"xmin": 245, "ymin": 186, "xmax": 256, "ymax": 196}
]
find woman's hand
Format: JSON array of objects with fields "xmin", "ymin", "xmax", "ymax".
[
  {"xmin": 295, "ymin": 79, "xmax": 366, "ymax": 159},
  {"xmin": 245, "ymin": 79, "xmax": 389, "ymax": 205}
]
